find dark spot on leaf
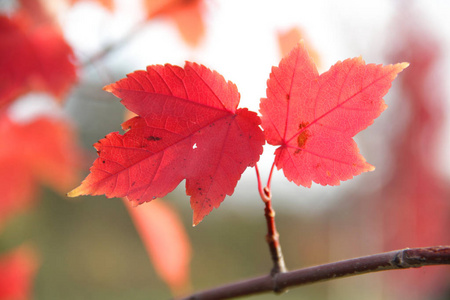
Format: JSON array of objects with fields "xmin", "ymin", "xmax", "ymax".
[
  {"xmin": 286, "ymin": 94, "xmax": 290, "ymax": 100},
  {"xmin": 146, "ymin": 136, "xmax": 161, "ymax": 141},
  {"xmin": 102, "ymin": 160, "xmax": 106, "ymax": 164},
  {"xmin": 131, "ymin": 181, "xmax": 136, "ymax": 186},
  {"xmin": 297, "ymin": 122, "xmax": 311, "ymax": 149},
  {"xmin": 198, "ymin": 188, "xmax": 202, "ymax": 190}
]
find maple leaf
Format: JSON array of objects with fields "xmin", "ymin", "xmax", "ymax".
[
  {"xmin": 124, "ymin": 199, "xmax": 191, "ymax": 295},
  {"xmin": 0, "ymin": 113, "xmax": 81, "ymax": 228},
  {"xmin": 0, "ymin": 11, "xmax": 77, "ymax": 108},
  {"xmin": 260, "ymin": 42, "xmax": 408, "ymax": 187},
  {"xmin": 68, "ymin": 62, "xmax": 265, "ymax": 225}
]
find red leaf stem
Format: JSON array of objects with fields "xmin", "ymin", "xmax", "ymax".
[{"xmin": 255, "ymin": 163, "xmax": 287, "ymax": 277}]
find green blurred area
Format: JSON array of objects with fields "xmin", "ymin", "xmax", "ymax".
[
  {"xmin": 3, "ymin": 185, "xmax": 441, "ymax": 300},
  {"xmin": 0, "ymin": 188, "xmax": 335, "ymax": 300}
]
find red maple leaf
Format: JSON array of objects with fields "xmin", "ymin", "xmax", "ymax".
[
  {"xmin": 260, "ymin": 42, "xmax": 408, "ymax": 187},
  {"xmin": 68, "ymin": 62, "xmax": 265, "ymax": 225},
  {"xmin": 0, "ymin": 113, "xmax": 81, "ymax": 228},
  {"xmin": 0, "ymin": 11, "xmax": 77, "ymax": 108}
]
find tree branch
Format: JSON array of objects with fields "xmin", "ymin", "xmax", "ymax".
[
  {"xmin": 177, "ymin": 246, "xmax": 450, "ymax": 300},
  {"xmin": 80, "ymin": 20, "xmax": 146, "ymax": 68}
]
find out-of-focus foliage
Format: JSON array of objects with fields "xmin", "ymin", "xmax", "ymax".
[
  {"xmin": 0, "ymin": 0, "xmax": 449, "ymax": 299},
  {"xmin": 0, "ymin": 246, "xmax": 38, "ymax": 300}
]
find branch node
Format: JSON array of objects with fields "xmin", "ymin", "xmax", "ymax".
[
  {"xmin": 271, "ymin": 272, "xmax": 287, "ymax": 294},
  {"xmin": 263, "ymin": 186, "xmax": 271, "ymax": 198},
  {"xmin": 392, "ymin": 249, "xmax": 409, "ymax": 268}
]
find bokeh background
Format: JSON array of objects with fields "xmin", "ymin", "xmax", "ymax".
[{"xmin": 1, "ymin": 0, "xmax": 450, "ymax": 299}]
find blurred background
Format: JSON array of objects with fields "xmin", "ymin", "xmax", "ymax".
[{"xmin": 1, "ymin": 0, "xmax": 449, "ymax": 299}]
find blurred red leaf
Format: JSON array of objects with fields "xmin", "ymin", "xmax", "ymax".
[
  {"xmin": 17, "ymin": 0, "xmax": 50, "ymax": 25},
  {"xmin": 69, "ymin": 0, "xmax": 114, "ymax": 11},
  {"xmin": 68, "ymin": 62, "xmax": 265, "ymax": 225},
  {"xmin": 277, "ymin": 27, "xmax": 320, "ymax": 67},
  {"xmin": 0, "ymin": 113, "xmax": 81, "ymax": 227},
  {"xmin": 260, "ymin": 42, "xmax": 407, "ymax": 187},
  {"xmin": 379, "ymin": 12, "xmax": 450, "ymax": 299},
  {"xmin": 144, "ymin": 0, "xmax": 206, "ymax": 46},
  {"xmin": 124, "ymin": 199, "xmax": 191, "ymax": 295},
  {"xmin": 0, "ymin": 11, "xmax": 77, "ymax": 108},
  {"xmin": 0, "ymin": 246, "xmax": 38, "ymax": 300},
  {"xmin": 278, "ymin": 27, "xmax": 302, "ymax": 58}
]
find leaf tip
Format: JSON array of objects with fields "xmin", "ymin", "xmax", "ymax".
[
  {"xmin": 191, "ymin": 216, "xmax": 201, "ymax": 227},
  {"xmin": 192, "ymin": 210, "xmax": 208, "ymax": 227},
  {"xmin": 103, "ymin": 83, "xmax": 114, "ymax": 93},
  {"xmin": 400, "ymin": 62, "xmax": 410, "ymax": 69},
  {"xmin": 66, "ymin": 185, "xmax": 84, "ymax": 198}
]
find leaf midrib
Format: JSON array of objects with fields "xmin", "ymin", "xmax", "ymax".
[{"xmin": 285, "ymin": 65, "xmax": 395, "ymax": 145}]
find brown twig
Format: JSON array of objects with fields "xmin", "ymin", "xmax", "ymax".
[
  {"xmin": 264, "ymin": 196, "xmax": 287, "ymax": 277},
  {"xmin": 177, "ymin": 246, "xmax": 450, "ymax": 300},
  {"xmin": 80, "ymin": 0, "xmax": 199, "ymax": 68}
]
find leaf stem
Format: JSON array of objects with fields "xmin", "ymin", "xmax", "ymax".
[
  {"xmin": 176, "ymin": 246, "xmax": 450, "ymax": 300},
  {"xmin": 266, "ymin": 161, "xmax": 276, "ymax": 191},
  {"xmin": 255, "ymin": 163, "xmax": 270, "ymax": 203},
  {"xmin": 255, "ymin": 163, "xmax": 287, "ymax": 281}
]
